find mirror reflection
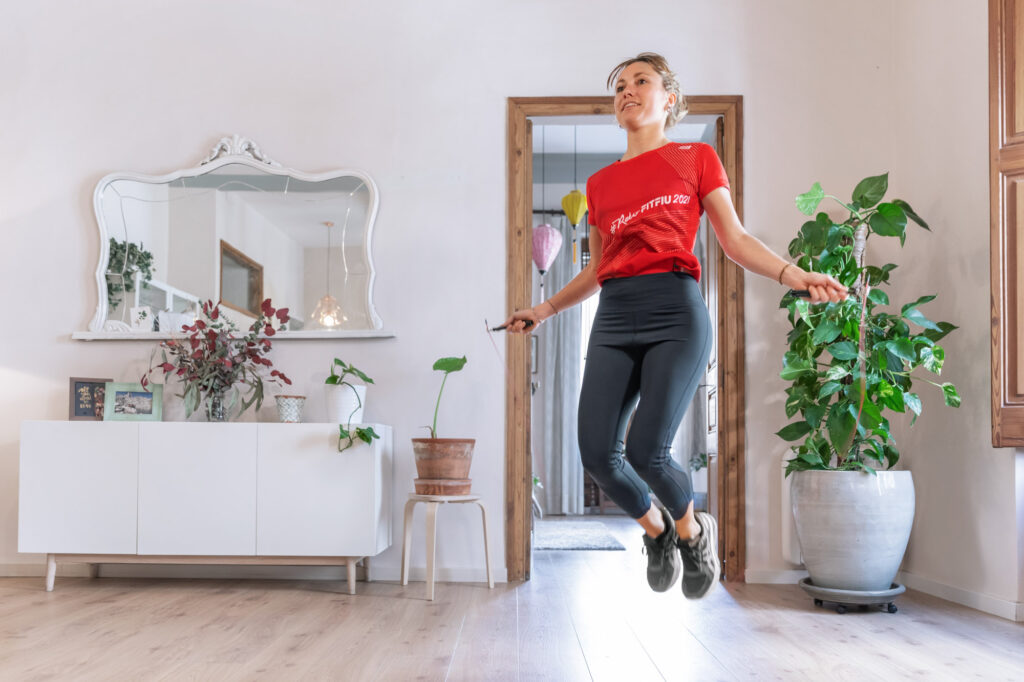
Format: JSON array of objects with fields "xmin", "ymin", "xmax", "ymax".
[{"xmin": 90, "ymin": 141, "xmax": 382, "ymax": 337}]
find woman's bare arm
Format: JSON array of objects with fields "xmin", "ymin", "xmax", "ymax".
[{"xmin": 502, "ymin": 228, "xmax": 603, "ymax": 333}]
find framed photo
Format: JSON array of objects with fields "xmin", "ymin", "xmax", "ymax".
[
  {"xmin": 69, "ymin": 377, "xmax": 113, "ymax": 421},
  {"xmin": 103, "ymin": 382, "xmax": 163, "ymax": 422}
]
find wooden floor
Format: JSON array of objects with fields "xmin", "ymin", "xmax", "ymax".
[{"xmin": 2, "ymin": 517, "xmax": 1022, "ymax": 681}]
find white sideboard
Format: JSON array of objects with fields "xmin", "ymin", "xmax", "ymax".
[{"xmin": 19, "ymin": 421, "xmax": 392, "ymax": 593}]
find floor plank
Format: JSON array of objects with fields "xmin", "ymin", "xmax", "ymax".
[{"xmin": 1, "ymin": 520, "xmax": 1021, "ymax": 681}]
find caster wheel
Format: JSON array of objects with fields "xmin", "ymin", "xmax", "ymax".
[
  {"xmin": 887, "ymin": 603, "xmax": 898, "ymax": 614},
  {"xmin": 814, "ymin": 599, "xmax": 823, "ymax": 607},
  {"xmin": 836, "ymin": 605, "xmax": 847, "ymax": 614}
]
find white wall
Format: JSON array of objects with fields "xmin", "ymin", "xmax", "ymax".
[{"xmin": 1, "ymin": 0, "xmax": 1018, "ymax": 606}]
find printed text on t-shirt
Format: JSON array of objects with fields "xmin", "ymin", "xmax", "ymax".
[{"xmin": 609, "ymin": 193, "xmax": 692, "ymax": 235}]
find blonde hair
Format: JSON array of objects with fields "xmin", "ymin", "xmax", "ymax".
[{"xmin": 606, "ymin": 52, "xmax": 688, "ymax": 128}]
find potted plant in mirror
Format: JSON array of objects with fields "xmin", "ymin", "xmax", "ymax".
[
  {"xmin": 325, "ymin": 359, "xmax": 380, "ymax": 453},
  {"xmin": 411, "ymin": 356, "xmax": 473, "ymax": 496},
  {"xmin": 777, "ymin": 173, "xmax": 960, "ymax": 607},
  {"xmin": 106, "ymin": 238, "xmax": 155, "ymax": 314},
  {"xmin": 142, "ymin": 299, "xmax": 292, "ymax": 421}
]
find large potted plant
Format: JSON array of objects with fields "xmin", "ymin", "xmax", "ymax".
[
  {"xmin": 143, "ymin": 299, "xmax": 292, "ymax": 421},
  {"xmin": 411, "ymin": 356, "xmax": 473, "ymax": 495},
  {"xmin": 777, "ymin": 173, "xmax": 959, "ymax": 601}
]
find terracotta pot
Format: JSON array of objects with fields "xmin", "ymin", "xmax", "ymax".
[
  {"xmin": 411, "ymin": 438, "xmax": 475, "ymax": 479},
  {"xmin": 414, "ymin": 478, "xmax": 472, "ymax": 495}
]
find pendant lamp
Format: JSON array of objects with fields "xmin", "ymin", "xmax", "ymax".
[
  {"xmin": 533, "ymin": 222, "xmax": 563, "ymax": 277},
  {"xmin": 533, "ymin": 128, "xmax": 564, "ymax": 293},
  {"xmin": 311, "ymin": 220, "xmax": 346, "ymax": 328},
  {"xmin": 561, "ymin": 126, "xmax": 588, "ymax": 264}
]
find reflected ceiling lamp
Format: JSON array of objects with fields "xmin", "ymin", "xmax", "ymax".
[{"xmin": 312, "ymin": 220, "xmax": 346, "ymax": 328}]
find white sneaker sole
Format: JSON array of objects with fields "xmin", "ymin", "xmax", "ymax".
[{"xmin": 686, "ymin": 512, "xmax": 721, "ymax": 599}]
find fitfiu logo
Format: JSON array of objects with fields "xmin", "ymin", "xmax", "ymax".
[{"xmin": 609, "ymin": 193, "xmax": 692, "ymax": 235}]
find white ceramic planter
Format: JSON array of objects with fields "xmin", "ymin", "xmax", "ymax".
[
  {"xmin": 791, "ymin": 470, "xmax": 915, "ymax": 592},
  {"xmin": 325, "ymin": 384, "xmax": 366, "ymax": 424}
]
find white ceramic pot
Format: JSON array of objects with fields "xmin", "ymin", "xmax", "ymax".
[
  {"xmin": 325, "ymin": 384, "xmax": 366, "ymax": 424},
  {"xmin": 791, "ymin": 470, "xmax": 915, "ymax": 592}
]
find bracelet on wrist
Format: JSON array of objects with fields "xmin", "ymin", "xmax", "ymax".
[
  {"xmin": 546, "ymin": 300, "xmax": 559, "ymax": 316},
  {"xmin": 777, "ymin": 262, "xmax": 792, "ymax": 285}
]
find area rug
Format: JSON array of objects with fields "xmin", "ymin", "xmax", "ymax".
[{"xmin": 533, "ymin": 520, "xmax": 626, "ymax": 551}]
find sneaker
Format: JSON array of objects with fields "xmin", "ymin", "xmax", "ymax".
[
  {"xmin": 641, "ymin": 506, "xmax": 681, "ymax": 592},
  {"xmin": 678, "ymin": 511, "xmax": 720, "ymax": 599}
]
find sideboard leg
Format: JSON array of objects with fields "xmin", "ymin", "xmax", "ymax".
[
  {"xmin": 45, "ymin": 554, "xmax": 56, "ymax": 592},
  {"xmin": 362, "ymin": 556, "xmax": 372, "ymax": 582},
  {"xmin": 346, "ymin": 558, "xmax": 356, "ymax": 595}
]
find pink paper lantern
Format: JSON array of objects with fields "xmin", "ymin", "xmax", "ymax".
[{"xmin": 532, "ymin": 223, "xmax": 563, "ymax": 275}]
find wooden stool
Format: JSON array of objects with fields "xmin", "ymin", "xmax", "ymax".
[{"xmin": 400, "ymin": 493, "xmax": 494, "ymax": 600}]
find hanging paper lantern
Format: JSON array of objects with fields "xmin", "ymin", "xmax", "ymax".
[
  {"xmin": 561, "ymin": 189, "xmax": 588, "ymax": 226},
  {"xmin": 561, "ymin": 189, "xmax": 587, "ymax": 264},
  {"xmin": 532, "ymin": 223, "xmax": 562, "ymax": 275}
]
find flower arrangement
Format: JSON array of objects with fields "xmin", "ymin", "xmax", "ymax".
[{"xmin": 142, "ymin": 299, "xmax": 292, "ymax": 421}]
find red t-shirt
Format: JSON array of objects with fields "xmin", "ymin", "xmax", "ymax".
[{"xmin": 586, "ymin": 142, "xmax": 730, "ymax": 284}]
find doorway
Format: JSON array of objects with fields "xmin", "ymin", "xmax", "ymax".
[{"xmin": 505, "ymin": 96, "xmax": 747, "ymax": 582}]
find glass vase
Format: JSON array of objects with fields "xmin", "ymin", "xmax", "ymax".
[{"xmin": 206, "ymin": 392, "xmax": 228, "ymax": 422}]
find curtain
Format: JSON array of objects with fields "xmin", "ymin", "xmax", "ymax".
[{"xmin": 537, "ymin": 219, "xmax": 584, "ymax": 515}]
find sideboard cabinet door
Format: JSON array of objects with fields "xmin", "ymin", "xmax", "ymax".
[
  {"xmin": 257, "ymin": 424, "xmax": 390, "ymax": 557},
  {"xmin": 19, "ymin": 421, "xmax": 139, "ymax": 554},
  {"xmin": 138, "ymin": 423, "xmax": 257, "ymax": 555}
]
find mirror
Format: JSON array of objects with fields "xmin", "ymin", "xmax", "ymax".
[{"xmin": 84, "ymin": 135, "xmax": 385, "ymax": 338}]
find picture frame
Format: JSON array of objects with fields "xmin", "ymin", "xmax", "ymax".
[
  {"xmin": 69, "ymin": 377, "xmax": 113, "ymax": 421},
  {"xmin": 103, "ymin": 382, "xmax": 163, "ymax": 422}
]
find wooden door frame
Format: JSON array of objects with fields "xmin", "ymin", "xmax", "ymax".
[{"xmin": 505, "ymin": 96, "xmax": 746, "ymax": 582}]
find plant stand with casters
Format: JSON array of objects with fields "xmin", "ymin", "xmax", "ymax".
[
  {"xmin": 799, "ymin": 577, "xmax": 905, "ymax": 614},
  {"xmin": 400, "ymin": 493, "xmax": 494, "ymax": 601}
]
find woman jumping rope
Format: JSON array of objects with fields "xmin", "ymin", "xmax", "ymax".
[{"xmin": 504, "ymin": 53, "xmax": 847, "ymax": 598}]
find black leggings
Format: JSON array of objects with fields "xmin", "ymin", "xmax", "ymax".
[{"xmin": 578, "ymin": 271, "xmax": 712, "ymax": 521}]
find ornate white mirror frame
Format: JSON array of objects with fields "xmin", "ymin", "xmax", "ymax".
[{"xmin": 74, "ymin": 135, "xmax": 391, "ymax": 340}]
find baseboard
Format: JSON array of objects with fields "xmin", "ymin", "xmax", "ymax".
[
  {"xmin": 898, "ymin": 571, "xmax": 1023, "ymax": 622},
  {"xmin": 744, "ymin": 569, "xmax": 808, "ymax": 584},
  {"xmin": 1, "ymin": 561, "xmax": 506, "ymax": 585},
  {"xmin": 0, "ymin": 562, "xmax": 90, "ymax": 578}
]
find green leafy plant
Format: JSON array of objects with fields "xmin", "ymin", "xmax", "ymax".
[
  {"xmin": 142, "ymin": 299, "xmax": 291, "ymax": 420},
  {"xmin": 425, "ymin": 356, "xmax": 467, "ymax": 438},
  {"xmin": 106, "ymin": 238, "xmax": 155, "ymax": 308},
  {"xmin": 778, "ymin": 173, "xmax": 960, "ymax": 476},
  {"xmin": 327, "ymin": 359, "xmax": 380, "ymax": 453},
  {"xmin": 689, "ymin": 452, "xmax": 709, "ymax": 473}
]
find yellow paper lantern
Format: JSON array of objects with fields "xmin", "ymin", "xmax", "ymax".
[
  {"xmin": 562, "ymin": 189, "xmax": 587, "ymax": 264},
  {"xmin": 561, "ymin": 189, "xmax": 588, "ymax": 226}
]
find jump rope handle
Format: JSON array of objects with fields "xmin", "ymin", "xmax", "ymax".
[
  {"xmin": 491, "ymin": 320, "xmax": 535, "ymax": 332},
  {"xmin": 787, "ymin": 288, "xmax": 853, "ymax": 299}
]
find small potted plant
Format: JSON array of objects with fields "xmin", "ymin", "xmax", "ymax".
[
  {"xmin": 325, "ymin": 359, "xmax": 372, "ymax": 424},
  {"xmin": 325, "ymin": 359, "xmax": 380, "ymax": 453},
  {"xmin": 411, "ymin": 356, "xmax": 473, "ymax": 495},
  {"xmin": 142, "ymin": 299, "xmax": 292, "ymax": 421},
  {"xmin": 777, "ymin": 173, "xmax": 959, "ymax": 605}
]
